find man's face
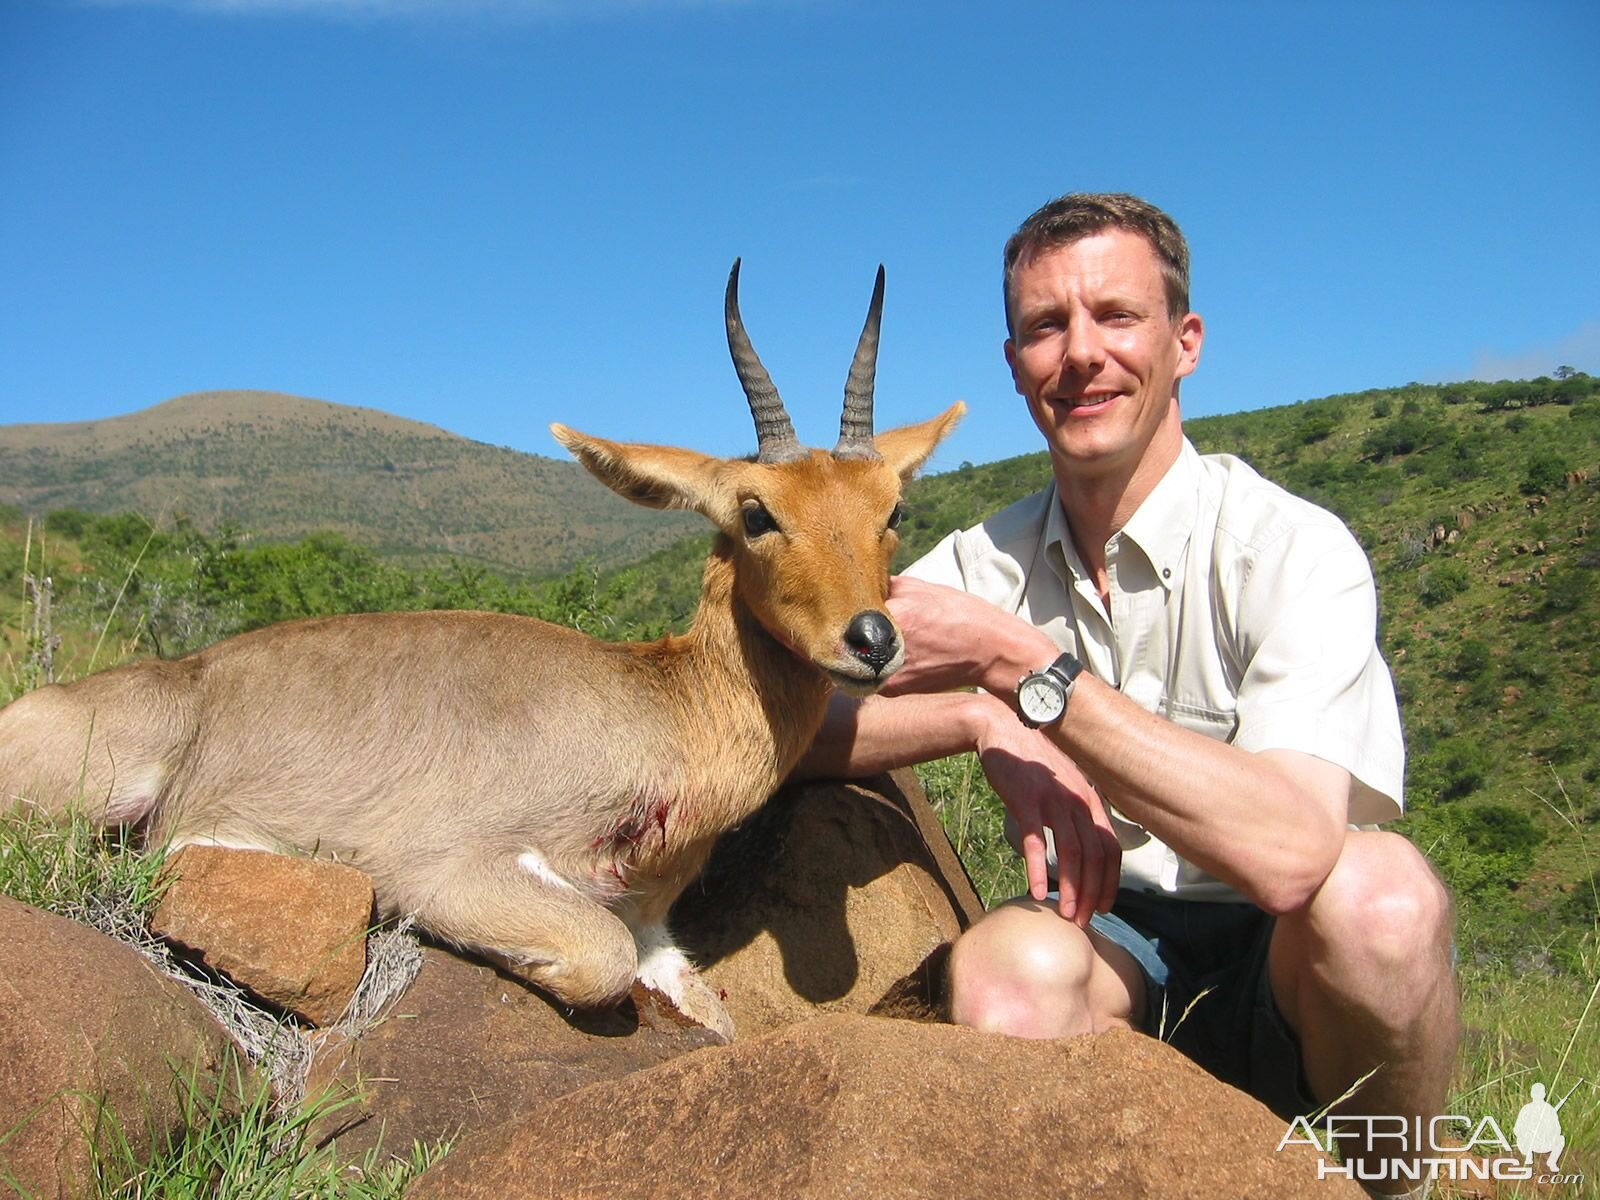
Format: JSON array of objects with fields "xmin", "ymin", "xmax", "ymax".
[{"xmin": 1004, "ymin": 230, "xmax": 1203, "ymax": 485}]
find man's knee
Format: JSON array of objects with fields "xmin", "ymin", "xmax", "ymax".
[
  {"xmin": 947, "ymin": 901, "xmax": 1128, "ymax": 1039},
  {"xmin": 1277, "ymin": 831, "xmax": 1456, "ymax": 1035},
  {"xmin": 1309, "ymin": 832, "xmax": 1453, "ymax": 966}
]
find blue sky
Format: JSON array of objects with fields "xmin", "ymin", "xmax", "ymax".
[{"xmin": 2, "ymin": 0, "xmax": 1597, "ymax": 472}]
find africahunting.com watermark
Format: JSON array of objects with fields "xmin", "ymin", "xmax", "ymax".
[{"xmin": 1277, "ymin": 1081, "xmax": 1587, "ymax": 1189}]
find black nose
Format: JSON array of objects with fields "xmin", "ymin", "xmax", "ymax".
[{"xmin": 844, "ymin": 611, "xmax": 899, "ymax": 674}]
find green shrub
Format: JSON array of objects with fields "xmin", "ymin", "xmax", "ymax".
[
  {"xmin": 1418, "ymin": 559, "xmax": 1470, "ymax": 605},
  {"xmin": 1449, "ymin": 639, "xmax": 1493, "ymax": 681},
  {"xmin": 1543, "ymin": 566, "xmax": 1595, "ymax": 614},
  {"xmin": 1296, "ymin": 412, "xmax": 1338, "ymax": 445},
  {"xmin": 1410, "ymin": 735, "xmax": 1494, "ymax": 802},
  {"xmin": 1404, "ymin": 802, "xmax": 1542, "ymax": 900},
  {"xmin": 1521, "ymin": 452, "xmax": 1568, "ymax": 496}
]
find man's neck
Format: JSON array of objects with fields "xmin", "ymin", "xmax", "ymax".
[{"xmin": 1054, "ymin": 417, "xmax": 1184, "ymax": 600}]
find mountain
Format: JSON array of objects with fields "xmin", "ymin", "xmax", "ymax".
[{"xmin": 0, "ymin": 391, "xmax": 700, "ymax": 577}]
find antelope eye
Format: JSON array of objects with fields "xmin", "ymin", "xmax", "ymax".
[
  {"xmin": 887, "ymin": 503, "xmax": 905, "ymax": 531},
  {"xmin": 742, "ymin": 501, "xmax": 779, "ymax": 538}
]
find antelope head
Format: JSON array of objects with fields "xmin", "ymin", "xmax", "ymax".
[{"xmin": 553, "ymin": 261, "xmax": 963, "ymax": 695}]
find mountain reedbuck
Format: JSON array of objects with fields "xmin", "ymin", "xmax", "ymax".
[{"xmin": 0, "ymin": 262, "xmax": 963, "ymax": 1040}]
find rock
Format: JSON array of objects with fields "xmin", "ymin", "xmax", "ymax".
[
  {"xmin": 672, "ymin": 769, "xmax": 985, "ymax": 1035},
  {"xmin": 307, "ymin": 945, "xmax": 724, "ymax": 1165},
  {"xmin": 149, "ymin": 845, "xmax": 373, "ymax": 1026},
  {"xmin": 408, "ymin": 1013, "xmax": 1361, "ymax": 1200},
  {"xmin": 0, "ymin": 896, "xmax": 249, "ymax": 1200},
  {"xmin": 308, "ymin": 769, "xmax": 979, "ymax": 1163}
]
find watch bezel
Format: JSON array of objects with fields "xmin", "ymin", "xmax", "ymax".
[{"xmin": 1015, "ymin": 652, "xmax": 1082, "ymax": 729}]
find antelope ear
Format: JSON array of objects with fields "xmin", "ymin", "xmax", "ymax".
[
  {"xmin": 873, "ymin": 402, "xmax": 966, "ymax": 481},
  {"xmin": 552, "ymin": 425, "xmax": 738, "ymax": 522}
]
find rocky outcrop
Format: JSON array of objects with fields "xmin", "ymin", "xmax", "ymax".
[
  {"xmin": 408, "ymin": 1013, "xmax": 1361, "ymax": 1200},
  {"xmin": 3, "ymin": 770, "xmax": 1355, "ymax": 1198},
  {"xmin": 149, "ymin": 845, "xmax": 373, "ymax": 1027},
  {"xmin": 306, "ymin": 947, "xmax": 724, "ymax": 1163},
  {"xmin": 306, "ymin": 769, "xmax": 984, "ymax": 1162},
  {"xmin": 673, "ymin": 769, "xmax": 984, "ymax": 1034},
  {"xmin": 0, "ymin": 896, "xmax": 249, "ymax": 1200}
]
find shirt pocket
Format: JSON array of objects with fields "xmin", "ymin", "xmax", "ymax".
[{"xmin": 1156, "ymin": 696, "xmax": 1238, "ymax": 743}]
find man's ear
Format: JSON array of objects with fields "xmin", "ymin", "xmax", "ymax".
[
  {"xmin": 552, "ymin": 425, "xmax": 736, "ymax": 522},
  {"xmin": 873, "ymin": 402, "xmax": 966, "ymax": 481},
  {"xmin": 1175, "ymin": 311, "xmax": 1204, "ymax": 381},
  {"xmin": 1004, "ymin": 339, "xmax": 1025, "ymax": 396}
]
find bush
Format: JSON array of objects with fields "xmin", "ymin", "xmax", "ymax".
[
  {"xmin": 1418, "ymin": 560, "xmax": 1470, "ymax": 605},
  {"xmin": 1544, "ymin": 566, "xmax": 1595, "ymax": 614},
  {"xmin": 1521, "ymin": 452, "xmax": 1568, "ymax": 496},
  {"xmin": 1449, "ymin": 639, "xmax": 1493, "ymax": 681},
  {"xmin": 1411, "ymin": 735, "xmax": 1494, "ymax": 802},
  {"xmin": 1361, "ymin": 413, "xmax": 1432, "ymax": 459},
  {"xmin": 1296, "ymin": 412, "xmax": 1338, "ymax": 444},
  {"xmin": 1404, "ymin": 802, "xmax": 1542, "ymax": 901}
]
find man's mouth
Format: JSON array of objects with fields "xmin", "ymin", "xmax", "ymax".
[{"xmin": 1052, "ymin": 391, "xmax": 1119, "ymax": 413}]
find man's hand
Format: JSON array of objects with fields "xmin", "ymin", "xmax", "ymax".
[
  {"xmin": 971, "ymin": 696, "xmax": 1121, "ymax": 926},
  {"xmin": 885, "ymin": 575, "xmax": 1056, "ymax": 698},
  {"xmin": 878, "ymin": 574, "xmax": 1118, "ymax": 923}
]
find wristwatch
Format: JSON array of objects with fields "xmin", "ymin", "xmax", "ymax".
[{"xmin": 1015, "ymin": 651, "xmax": 1083, "ymax": 728}]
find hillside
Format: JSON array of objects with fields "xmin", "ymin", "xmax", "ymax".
[{"xmin": 0, "ymin": 391, "xmax": 700, "ymax": 576}]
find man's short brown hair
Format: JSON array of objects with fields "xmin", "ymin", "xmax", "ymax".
[{"xmin": 1002, "ymin": 193, "xmax": 1191, "ymax": 334}]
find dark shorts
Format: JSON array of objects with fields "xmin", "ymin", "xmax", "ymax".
[{"xmin": 1080, "ymin": 888, "xmax": 1315, "ymax": 1120}]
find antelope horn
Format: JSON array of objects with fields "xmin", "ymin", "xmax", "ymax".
[
  {"xmin": 834, "ymin": 264, "xmax": 885, "ymax": 461},
  {"xmin": 725, "ymin": 259, "xmax": 805, "ymax": 464}
]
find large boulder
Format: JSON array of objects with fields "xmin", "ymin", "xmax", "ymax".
[
  {"xmin": 409, "ymin": 1013, "xmax": 1360, "ymax": 1200},
  {"xmin": 308, "ymin": 769, "xmax": 981, "ymax": 1164},
  {"xmin": 672, "ymin": 769, "xmax": 984, "ymax": 1034},
  {"xmin": 149, "ymin": 845, "xmax": 373, "ymax": 1027},
  {"xmin": 0, "ymin": 896, "xmax": 248, "ymax": 1200},
  {"xmin": 307, "ymin": 946, "xmax": 724, "ymax": 1164}
]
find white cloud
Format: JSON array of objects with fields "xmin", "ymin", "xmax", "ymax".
[{"xmin": 1454, "ymin": 318, "xmax": 1600, "ymax": 383}]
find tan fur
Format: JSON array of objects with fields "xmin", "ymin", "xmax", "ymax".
[{"xmin": 0, "ymin": 398, "xmax": 963, "ymax": 1038}]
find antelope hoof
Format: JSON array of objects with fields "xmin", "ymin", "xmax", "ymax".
[{"xmin": 636, "ymin": 942, "xmax": 736, "ymax": 1042}]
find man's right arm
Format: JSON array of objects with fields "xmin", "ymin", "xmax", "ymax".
[{"xmin": 796, "ymin": 689, "xmax": 1120, "ymax": 926}]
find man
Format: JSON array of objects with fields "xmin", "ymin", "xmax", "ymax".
[{"xmin": 802, "ymin": 193, "xmax": 1457, "ymax": 1196}]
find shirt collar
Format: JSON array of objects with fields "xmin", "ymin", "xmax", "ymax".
[{"xmin": 1044, "ymin": 437, "xmax": 1201, "ymax": 593}]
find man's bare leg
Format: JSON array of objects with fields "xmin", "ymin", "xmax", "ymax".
[
  {"xmin": 947, "ymin": 897, "xmax": 1145, "ymax": 1037},
  {"xmin": 1269, "ymin": 830, "xmax": 1460, "ymax": 1196}
]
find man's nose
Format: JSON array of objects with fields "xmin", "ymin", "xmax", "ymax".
[{"xmin": 1061, "ymin": 319, "xmax": 1105, "ymax": 374}]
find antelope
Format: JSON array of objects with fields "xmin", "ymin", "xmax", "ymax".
[{"xmin": 0, "ymin": 262, "xmax": 963, "ymax": 1041}]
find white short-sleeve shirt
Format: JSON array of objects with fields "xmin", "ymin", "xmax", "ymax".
[{"xmin": 904, "ymin": 437, "xmax": 1405, "ymax": 902}]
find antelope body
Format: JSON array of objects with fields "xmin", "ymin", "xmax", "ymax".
[{"xmin": 0, "ymin": 263, "xmax": 962, "ymax": 1040}]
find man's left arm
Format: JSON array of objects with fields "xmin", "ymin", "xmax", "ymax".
[{"xmin": 885, "ymin": 575, "xmax": 1355, "ymax": 915}]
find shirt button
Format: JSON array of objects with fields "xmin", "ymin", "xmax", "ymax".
[{"xmin": 1162, "ymin": 568, "xmax": 1171, "ymax": 579}]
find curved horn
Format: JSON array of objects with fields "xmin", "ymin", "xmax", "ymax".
[
  {"xmin": 834, "ymin": 264, "xmax": 885, "ymax": 461},
  {"xmin": 726, "ymin": 259, "xmax": 805, "ymax": 464}
]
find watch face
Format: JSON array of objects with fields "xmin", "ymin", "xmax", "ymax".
[{"xmin": 1019, "ymin": 675, "xmax": 1065, "ymax": 724}]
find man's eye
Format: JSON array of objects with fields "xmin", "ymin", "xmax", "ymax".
[{"xmin": 743, "ymin": 503, "xmax": 779, "ymax": 538}]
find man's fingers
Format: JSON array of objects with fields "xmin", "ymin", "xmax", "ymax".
[
  {"xmin": 1048, "ymin": 808, "xmax": 1081, "ymax": 922},
  {"xmin": 1085, "ymin": 791, "xmax": 1122, "ymax": 914},
  {"xmin": 1072, "ymin": 802, "xmax": 1104, "ymax": 929},
  {"xmin": 1018, "ymin": 829, "xmax": 1051, "ymax": 902},
  {"xmin": 1099, "ymin": 826, "xmax": 1122, "ymax": 914}
]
